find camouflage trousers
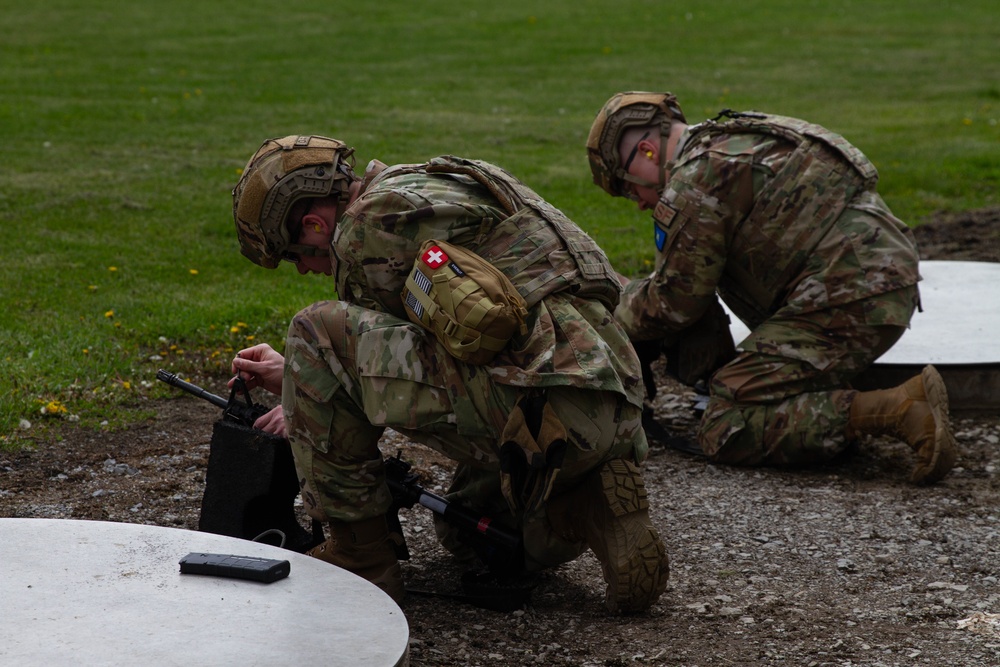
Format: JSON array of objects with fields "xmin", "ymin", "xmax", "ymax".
[
  {"xmin": 282, "ymin": 300, "xmax": 646, "ymax": 570},
  {"xmin": 699, "ymin": 286, "xmax": 918, "ymax": 466}
]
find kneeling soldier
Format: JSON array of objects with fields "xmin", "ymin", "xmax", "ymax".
[{"xmin": 228, "ymin": 135, "xmax": 669, "ymax": 613}]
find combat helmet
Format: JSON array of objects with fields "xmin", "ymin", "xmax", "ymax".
[
  {"xmin": 232, "ymin": 135, "xmax": 357, "ymax": 268},
  {"xmin": 586, "ymin": 92, "xmax": 686, "ymax": 197}
]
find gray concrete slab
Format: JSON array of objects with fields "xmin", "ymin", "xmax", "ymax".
[
  {"xmin": 879, "ymin": 260, "xmax": 1000, "ymax": 366},
  {"xmin": 0, "ymin": 518, "xmax": 409, "ymax": 666}
]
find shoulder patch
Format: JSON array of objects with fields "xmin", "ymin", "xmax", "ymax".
[
  {"xmin": 652, "ymin": 201, "xmax": 679, "ymax": 252},
  {"xmin": 654, "ymin": 223, "xmax": 667, "ymax": 251},
  {"xmin": 653, "ymin": 200, "xmax": 677, "ymax": 225}
]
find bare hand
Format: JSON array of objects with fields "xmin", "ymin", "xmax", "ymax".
[
  {"xmin": 253, "ymin": 405, "xmax": 286, "ymax": 437},
  {"xmin": 230, "ymin": 343, "xmax": 285, "ymax": 396}
]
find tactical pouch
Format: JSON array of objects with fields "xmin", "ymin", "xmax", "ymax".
[
  {"xmin": 498, "ymin": 393, "xmax": 568, "ymax": 516},
  {"xmin": 402, "ymin": 238, "xmax": 528, "ymax": 365}
]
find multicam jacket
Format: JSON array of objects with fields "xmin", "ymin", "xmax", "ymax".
[
  {"xmin": 617, "ymin": 113, "xmax": 921, "ymax": 340},
  {"xmin": 331, "ymin": 157, "xmax": 644, "ymax": 407}
]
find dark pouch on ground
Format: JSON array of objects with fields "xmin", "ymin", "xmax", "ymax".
[{"xmin": 199, "ymin": 420, "xmax": 322, "ymax": 553}]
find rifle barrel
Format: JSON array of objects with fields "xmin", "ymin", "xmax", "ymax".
[
  {"xmin": 156, "ymin": 370, "xmax": 228, "ymax": 409},
  {"xmin": 417, "ymin": 488, "xmax": 522, "ymax": 553}
]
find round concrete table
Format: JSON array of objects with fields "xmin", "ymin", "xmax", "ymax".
[{"xmin": 0, "ymin": 518, "xmax": 409, "ymax": 666}]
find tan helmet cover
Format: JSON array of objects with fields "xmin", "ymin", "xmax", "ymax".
[
  {"xmin": 586, "ymin": 92, "xmax": 686, "ymax": 197},
  {"xmin": 232, "ymin": 135, "xmax": 356, "ymax": 268}
]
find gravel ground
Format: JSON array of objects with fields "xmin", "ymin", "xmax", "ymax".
[{"xmin": 3, "ymin": 208, "xmax": 1000, "ymax": 666}]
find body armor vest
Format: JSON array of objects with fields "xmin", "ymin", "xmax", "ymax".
[
  {"xmin": 664, "ymin": 114, "xmax": 879, "ymax": 324},
  {"xmin": 373, "ymin": 157, "xmax": 623, "ymax": 313}
]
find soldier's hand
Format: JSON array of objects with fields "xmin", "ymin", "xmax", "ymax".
[
  {"xmin": 632, "ymin": 338, "xmax": 665, "ymax": 401},
  {"xmin": 664, "ymin": 299, "xmax": 737, "ymax": 387},
  {"xmin": 230, "ymin": 343, "xmax": 285, "ymax": 396},
  {"xmin": 253, "ymin": 405, "xmax": 286, "ymax": 437}
]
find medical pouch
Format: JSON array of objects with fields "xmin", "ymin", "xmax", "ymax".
[{"xmin": 402, "ymin": 238, "xmax": 528, "ymax": 365}]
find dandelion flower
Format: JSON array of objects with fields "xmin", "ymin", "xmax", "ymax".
[{"xmin": 43, "ymin": 400, "xmax": 67, "ymax": 415}]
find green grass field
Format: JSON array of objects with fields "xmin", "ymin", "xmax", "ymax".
[{"xmin": 2, "ymin": 0, "xmax": 997, "ymax": 443}]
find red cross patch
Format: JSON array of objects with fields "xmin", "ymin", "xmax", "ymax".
[{"xmin": 421, "ymin": 245, "xmax": 449, "ymax": 269}]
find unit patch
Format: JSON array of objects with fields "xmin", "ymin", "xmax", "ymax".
[
  {"xmin": 654, "ymin": 223, "xmax": 667, "ymax": 252},
  {"xmin": 652, "ymin": 200, "xmax": 679, "ymax": 252}
]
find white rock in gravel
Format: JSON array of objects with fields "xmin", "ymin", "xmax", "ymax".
[
  {"xmin": 686, "ymin": 602, "xmax": 712, "ymax": 614},
  {"xmin": 928, "ymin": 582, "xmax": 968, "ymax": 592},
  {"xmin": 958, "ymin": 612, "xmax": 1000, "ymax": 637}
]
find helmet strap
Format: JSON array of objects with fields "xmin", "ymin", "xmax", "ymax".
[
  {"xmin": 657, "ymin": 132, "xmax": 671, "ymax": 191},
  {"xmin": 621, "ymin": 172, "xmax": 659, "ymax": 191},
  {"xmin": 284, "ymin": 243, "xmax": 330, "ymax": 258}
]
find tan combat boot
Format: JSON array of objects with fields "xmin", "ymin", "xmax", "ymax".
[
  {"xmin": 307, "ymin": 515, "xmax": 405, "ymax": 603},
  {"xmin": 848, "ymin": 365, "xmax": 957, "ymax": 484},
  {"xmin": 547, "ymin": 459, "xmax": 669, "ymax": 614}
]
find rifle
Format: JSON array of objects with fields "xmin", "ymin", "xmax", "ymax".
[
  {"xmin": 156, "ymin": 369, "xmax": 270, "ymax": 428},
  {"xmin": 384, "ymin": 453, "xmax": 534, "ymax": 612},
  {"xmin": 384, "ymin": 453, "xmax": 522, "ymax": 573}
]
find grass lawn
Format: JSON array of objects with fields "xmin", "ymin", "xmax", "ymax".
[{"xmin": 1, "ymin": 0, "xmax": 997, "ymax": 442}]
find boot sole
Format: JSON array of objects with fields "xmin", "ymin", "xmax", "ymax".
[
  {"xmin": 599, "ymin": 460, "xmax": 670, "ymax": 614},
  {"xmin": 912, "ymin": 365, "xmax": 958, "ymax": 484}
]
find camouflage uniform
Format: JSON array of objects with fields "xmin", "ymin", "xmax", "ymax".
[
  {"xmin": 616, "ymin": 113, "xmax": 921, "ymax": 466},
  {"xmin": 283, "ymin": 158, "xmax": 647, "ymax": 570}
]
